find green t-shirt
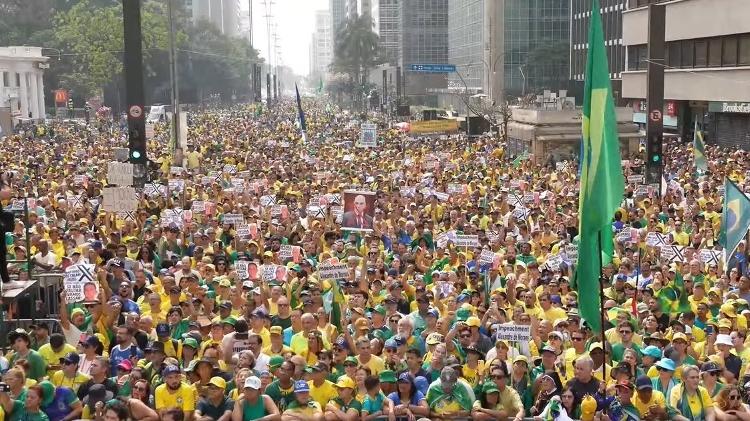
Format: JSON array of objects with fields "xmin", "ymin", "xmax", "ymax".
[
  {"xmin": 264, "ymin": 380, "xmax": 295, "ymax": 412},
  {"xmin": 10, "ymin": 350, "xmax": 47, "ymax": 381},
  {"xmin": 332, "ymin": 397, "xmax": 362, "ymax": 414},
  {"xmin": 8, "ymin": 400, "xmax": 50, "ymax": 421}
]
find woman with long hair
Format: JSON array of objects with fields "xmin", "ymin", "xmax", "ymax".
[
  {"xmin": 3, "ymin": 368, "xmax": 27, "ymax": 402},
  {"xmin": 714, "ymin": 386, "xmax": 750, "ymax": 421},
  {"xmin": 0, "ymin": 384, "xmax": 48, "ymax": 420},
  {"xmin": 79, "ymin": 335, "xmax": 104, "ymax": 376},
  {"xmin": 354, "ymin": 366, "xmax": 372, "ymax": 404},
  {"xmin": 669, "ymin": 365, "xmax": 716, "ymax": 421},
  {"xmin": 315, "ymin": 306, "xmax": 338, "ymax": 346},
  {"xmin": 136, "ymin": 243, "xmax": 160, "ymax": 273},
  {"xmin": 472, "ymin": 381, "xmax": 505, "ymax": 421},
  {"xmin": 386, "ymin": 372, "xmax": 429, "ymax": 419}
]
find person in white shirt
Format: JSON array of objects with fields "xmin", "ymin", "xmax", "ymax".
[{"xmin": 32, "ymin": 240, "xmax": 58, "ymax": 271}]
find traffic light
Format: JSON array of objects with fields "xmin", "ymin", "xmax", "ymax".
[
  {"xmin": 128, "ymin": 130, "xmax": 147, "ymax": 163},
  {"xmin": 645, "ymin": 133, "xmax": 663, "ymax": 184}
]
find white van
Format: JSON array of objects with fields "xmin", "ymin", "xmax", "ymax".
[{"xmin": 146, "ymin": 104, "xmax": 173, "ymax": 123}]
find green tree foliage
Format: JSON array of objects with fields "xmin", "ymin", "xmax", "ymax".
[{"xmin": 330, "ymin": 13, "xmax": 381, "ymax": 108}]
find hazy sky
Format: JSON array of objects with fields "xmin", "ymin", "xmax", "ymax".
[{"xmin": 243, "ymin": 0, "xmax": 329, "ymax": 76}]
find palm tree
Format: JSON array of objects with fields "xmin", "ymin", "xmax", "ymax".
[{"xmin": 330, "ymin": 13, "xmax": 381, "ymax": 110}]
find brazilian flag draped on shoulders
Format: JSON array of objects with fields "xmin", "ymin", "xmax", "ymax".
[
  {"xmin": 576, "ymin": 0, "xmax": 625, "ymax": 334},
  {"xmin": 719, "ymin": 178, "xmax": 750, "ymax": 262}
]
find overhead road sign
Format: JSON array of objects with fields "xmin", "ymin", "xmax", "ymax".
[{"xmin": 408, "ymin": 64, "xmax": 456, "ymax": 73}]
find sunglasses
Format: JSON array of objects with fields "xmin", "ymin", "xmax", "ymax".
[
  {"xmin": 571, "ymin": 337, "xmax": 584, "ymax": 341},
  {"xmin": 619, "ymin": 330, "xmax": 632, "ymax": 334},
  {"xmin": 730, "ymin": 395, "xmax": 741, "ymax": 401}
]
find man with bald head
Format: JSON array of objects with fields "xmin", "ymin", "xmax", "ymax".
[
  {"xmin": 32, "ymin": 239, "xmax": 58, "ymax": 271},
  {"xmin": 271, "ymin": 296, "xmax": 293, "ymax": 330},
  {"xmin": 341, "ymin": 194, "xmax": 373, "ymax": 230}
]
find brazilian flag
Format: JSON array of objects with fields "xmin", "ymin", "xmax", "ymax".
[
  {"xmin": 693, "ymin": 120, "xmax": 707, "ymax": 174},
  {"xmin": 719, "ymin": 178, "xmax": 750, "ymax": 261},
  {"xmin": 575, "ymin": 0, "xmax": 625, "ymax": 333}
]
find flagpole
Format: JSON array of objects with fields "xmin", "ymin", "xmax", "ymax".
[
  {"xmin": 597, "ymin": 230, "xmax": 607, "ymax": 381},
  {"xmin": 633, "ymin": 249, "xmax": 641, "ymax": 316}
]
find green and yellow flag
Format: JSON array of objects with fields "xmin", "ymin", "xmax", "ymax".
[
  {"xmin": 576, "ymin": 0, "xmax": 625, "ymax": 333},
  {"xmin": 719, "ymin": 178, "xmax": 750, "ymax": 261},
  {"xmin": 693, "ymin": 120, "xmax": 707, "ymax": 174}
]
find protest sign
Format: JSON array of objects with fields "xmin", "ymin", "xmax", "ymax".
[
  {"xmin": 168, "ymin": 179, "xmax": 185, "ymax": 193},
  {"xmin": 260, "ymin": 195, "xmax": 277, "ymax": 207},
  {"xmin": 64, "ymin": 264, "xmax": 97, "ymax": 303},
  {"xmin": 359, "ymin": 123, "xmax": 377, "ymax": 147},
  {"xmin": 495, "ymin": 324, "xmax": 531, "ymax": 342},
  {"xmin": 261, "ymin": 265, "xmax": 277, "ymax": 282},
  {"xmin": 191, "ymin": 201, "xmax": 205, "ymax": 212},
  {"xmin": 278, "ymin": 245, "xmax": 301, "ymax": 262},
  {"xmin": 454, "ymin": 235, "xmax": 479, "ymax": 248},
  {"xmin": 341, "ymin": 190, "xmax": 376, "ymax": 232},
  {"xmin": 318, "ymin": 263, "xmax": 350, "ymax": 280},
  {"xmin": 564, "ymin": 244, "xmax": 578, "ymax": 263},
  {"xmin": 479, "ymin": 249, "xmax": 495, "ymax": 265},
  {"xmin": 447, "ymin": 183, "xmax": 466, "ymax": 195},
  {"xmin": 699, "ymin": 249, "xmax": 722, "ymax": 266},
  {"xmin": 144, "ymin": 183, "xmax": 167, "ymax": 198},
  {"xmin": 627, "ymin": 175, "xmax": 644, "ymax": 184},
  {"xmin": 102, "ymin": 187, "xmax": 138, "ymax": 212},
  {"xmin": 223, "ymin": 213, "xmax": 245, "ymax": 225},
  {"xmin": 545, "ymin": 254, "xmax": 564, "ymax": 271},
  {"xmin": 107, "ymin": 161, "xmax": 134, "ymax": 186},
  {"xmin": 67, "ymin": 194, "xmax": 85, "ymax": 209},
  {"xmin": 660, "ymin": 245, "xmax": 686, "ymax": 263},
  {"xmin": 646, "ymin": 232, "xmax": 667, "ymax": 247},
  {"xmin": 223, "ymin": 164, "xmax": 238, "ymax": 174}
]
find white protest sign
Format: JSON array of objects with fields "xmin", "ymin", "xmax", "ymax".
[
  {"xmin": 192, "ymin": 201, "xmax": 205, "ymax": 212},
  {"xmin": 102, "ymin": 187, "xmax": 138, "ymax": 212},
  {"xmin": 223, "ymin": 213, "xmax": 245, "ymax": 225},
  {"xmin": 359, "ymin": 123, "xmax": 377, "ymax": 147},
  {"xmin": 627, "ymin": 175, "xmax": 644, "ymax": 184},
  {"xmin": 260, "ymin": 195, "xmax": 277, "ymax": 207},
  {"xmin": 107, "ymin": 161, "xmax": 134, "ymax": 186},
  {"xmin": 261, "ymin": 264, "xmax": 277, "ymax": 282},
  {"xmin": 454, "ymin": 235, "xmax": 479, "ymax": 248},
  {"xmin": 433, "ymin": 191, "xmax": 449, "ymax": 202},
  {"xmin": 545, "ymin": 254, "xmax": 564, "ymax": 271},
  {"xmin": 660, "ymin": 245, "xmax": 686, "ymax": 263},
  {"xmin": 67, "ymin": 194, "xmax": 85, "ymax": 209},
  {"xmin": 646, "ymin": 232, "xmax": 667, "ymax": 247},
  {"xmin": 564, "ymin": 244, "xmax": 578, "ymax": 263},
  {"xmin": 495, "ymin": 324, "xmax": 531, "ymax": 342},
  {"xmin": 479, "ymin": 249, "xmax": 495, "ymax": 265},
  {"xmin": 223, "ymin": 164, "xmax": 238, "ymax": 174},
  {"xmin": 64, "ymin": 264, "xmax": 98, "ymax": 303},
  {"xmin": 144, "ymin": 183, "xmax": 167, "ymax": 198},
  {"xmin": 235, "ymin": 261, "xmax": 250, "ymax": 280},
  {"xmin": 236, "ymin": 224, "xmax": 252, "ymax": 239},
  {"xmin": 168, "ymin": 179, "xmax": 185, "ymax": 193},
  {"xmin": 699, "ymin": 249, "xmax": 722, "ymax": 266},
  {"xmin": 113, "ymin": 147, "xmax": 129, "ymax": 162},
  {"xmin": 318, "ymin": 264, "xmax": 350, "ymax": 280},
  {"xmin": 447, "ymin": 183, "xmax": 465, "ymax": 195}
]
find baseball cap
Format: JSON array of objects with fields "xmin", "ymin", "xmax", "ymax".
[
  {"xmin": 294, "ymin": 380, "xmax": 310, "ymax": 393},
  {"xmin": 60, "ymin": 352, "xmax": 80, "ymax": 365},
  {"xmin": 426, "ymin": 332, "xmax": 444, "ymax": 345},
  {"xmin": 466, "ymin": 316, "xmax": 481, "ymax": 328},
  {"xmin": 335, "ymin": 376, "xmax": 356, "ymax": 389},
  {"xmin": 641, "ymin": 345, "xmax": 662, "ymax": 359},
  {"xmin": 615, "ymin": 379, "xmax": 634, "ymax": 390},
  {"xmin": 269, "ymin": 326, "xmax": 282, "ymax": 335},
  {"xmin": 701, "ymin": 361, "xmax": 722, "ymax": 373},
  {"xmin": 635, "ymin": 375, "xmax": 653, "ymax": 391},
  {"xmin": 269, "ymin": 355, "xmax": 284, "ymax": 370},
  {"xmin": 379, "ymin": 370, "xmax": 397, "ymax": 383},
  {"xmin": 208, "ymin": 376, "xmax": 227, "ymax": 389},
  {"xmin": 244, "ymin": 376, "xmax": 262, "ymax": 390},
  {"xmin": 156, "ymin": 323, "xmax": 170, "ymax": 337},
  {"xmin": 118, "ymin": 359, "xmax": 133, "ymax": 372},
  {"xmin": 344, "ymin": 356, "xmax": 358, "ymax": 366},
  {"xmin": 162, "ymin": 365, "xmax": 180, "ymax": 376}
]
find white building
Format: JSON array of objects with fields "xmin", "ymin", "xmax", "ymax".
[
  {"xmin": 188, "ymin": 0, "xmax": 241, "ymax": 37},
  {"xmin": 0, "ymin": 46, "xmax": 48, "ymax": 125},
  {"xmin": 309, "ymin": 10, "xmax": 333, "ymax": 77}
]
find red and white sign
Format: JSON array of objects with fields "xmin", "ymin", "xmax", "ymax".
[
  {"xmin": 128, "ymin": 105, "xmax": 143, "ymax": 118},
  {"xmin": 649, "ymin": 109, "xmax": 662, "ymax": 122}
]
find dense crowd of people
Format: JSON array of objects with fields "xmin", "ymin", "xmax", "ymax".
[{"xmin": 0, "ymin": 98, "xmax": 749, "ymax": 421}]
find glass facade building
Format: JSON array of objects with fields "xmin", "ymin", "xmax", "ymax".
[
  {"xmin": 503, "ymin": 0, "xmax": 570, "ymax": 96},
  {"xmin": 378, "ymin": 0, "xmax": 401, "ymax": 66},
  {"xmin": 447, "ymin": 0, "xmax": 484, "ymax": 93}
]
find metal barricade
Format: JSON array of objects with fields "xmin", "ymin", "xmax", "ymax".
[{"xmin": 35, "ymin": 273, "xmax": 64, "ymax": 318}]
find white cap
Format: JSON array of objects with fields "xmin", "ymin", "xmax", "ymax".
[
  {"xmin": 242, "ymin": 281, "xmax": 254, "ymax": 289},
  {"xmin": 244, "ymin": 376, "xmax": 262, "ymax": 390},
  {"xmin": 716, "ymin": 334, "xmax": 734, "ymax": 347}
]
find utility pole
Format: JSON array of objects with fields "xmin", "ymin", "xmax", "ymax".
[
  {"xmin": 123, "ymin": 0, "xmax": 147, "ymax": 188},
  {"xmin": 264, "ymin": 0, "xmax": 274, "ymax": 105},
  {"xmin": 167, "ymin": 0, "xmax": 182, "ymax": 165},
  {"xmin": 645, "ymin": 4, "xmax": 666, "ymax": 189}
]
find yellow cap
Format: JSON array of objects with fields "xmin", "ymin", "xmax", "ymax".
[
  {"xmin": 208, "ymin": 376, "xmax": 226, "ymax": 389},
  {"xmin": 335, "ymin": 376, "xmax": 355, "ymax": 389}
]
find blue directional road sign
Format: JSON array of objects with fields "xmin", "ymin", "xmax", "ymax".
[{"xmin": 408, "ymin": 64, "xmax": 456, "ymax": 73}]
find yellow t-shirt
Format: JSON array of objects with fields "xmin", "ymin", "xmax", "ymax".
[
  {"xmin": 543, "ymin": 307, "xmax": 567, "ymax": 323},
  {"xmin": 461, "ymin": 361, "xmax": 485, "ymax": 388},
  {"xmin": 308, "ymin": 380, "xmax": 338, "ymax": 407},
  {"xmin": 37, "ymin": 344, "xmax": 77, "ymax": 375},
  {"xmin": 154, "ymin": 382, "xmax": 196, "ymax": 412},
  {"xmin": 634, "ymin": 389, "xmax": 666, "ymax": 417},
  {"xmin": 51, "ymin": 370, "xmax": 91, "ymax": 393},
  {"xmin": 357, "ymin": 355, "xmax": 385, "ymax": 376},
  {"xmin": 669, "ymin": 384, "xmax": 713, "ymax": 418}
]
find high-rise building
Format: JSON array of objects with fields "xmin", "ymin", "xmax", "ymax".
[
  {"xmin": 399, "ymin": 0, "xmax": 449, "ymax": 106},
  {"xmin": 503, "ymin": 0, "xmax": 570, "ymax": 97},
  {"xmin": 309, "ymin": 10, "xmax": 334, "ymax": 77},
  {"xmin": 188, "ymin": 0, "xmax": 242, "ymax": 37},
  {"xmin": 447, "ymin": 0, "xmax": 484, "ymax": 97},
  {"xmin": 622, "ymin": 0, "xmax": 750, "ymax": 146},
  {"xmin": 347, "ymin": 0, "xmax": 372, "ymax": 18},
  {"xmin": 570, "ymin": 0, "xmax": 626, "ymax": 102},
  {"xmin": 330, "ymin": 0, "xmax": 347, "ymax": 36},
  {"xmin": 377, "ymin": 0, "xmax": 400, "ymax": 65}
]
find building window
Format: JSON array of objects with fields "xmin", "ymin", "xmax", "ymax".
[
  {"xmin": 681, "ymin": 40, "xmax": 694, "ymax": 68},
  {"xmin": 1, "ymin": 72, "xmax": 7, "ymax": 87},
  {"xmin": 723, "ymin": 37, "xmax": 738, "ymax": 67},
  {"xmin": 667, "ymin": 41, "xmax": 681, "ymax": 68},
  {"xmin": 708, "ymin": 38, "xmax": 722, "ymax": 67},
  {"xmin": 740, "ymin": 34, "xmax": 750, "ymax": 66},
  {"xmin": 694, "ymin": 40, "xmax": 707, "ymax": 67},
  {"xmin": 15, "ymin": 73, "xmax": 20, "ymax": 87}
]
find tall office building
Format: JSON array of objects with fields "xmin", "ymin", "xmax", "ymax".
[
  {"xmin": 622, "ymin": 0, "xmax": 750, "ymax": 146},
  {"xmin": 570, "ymin": 0, "xmax": 625, "ymax": 102},
  {"xmin": 330, "ymin": 0, "xmax": 347, "ymax": 36},
  {"xmin": 503, "ymin": 0, "xmax": 570, "ymax": 97},
  {"xmin": 377, "ymin": 0, "xmax": 400, "ymax": 65},
  {"xmin": 309, "ymin": 10, "xmax": 334, "ymax": 77},
  {"xmin": 188, "ymin": 0, "xmax": 242, "ymax": 37},
  {"xmin": 399, "ymin": 0, "xmax": 449, "ymax": 106},
  {"xmin": 447, "ymin": 0, "xmax": 485, "ymax": 96}
]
